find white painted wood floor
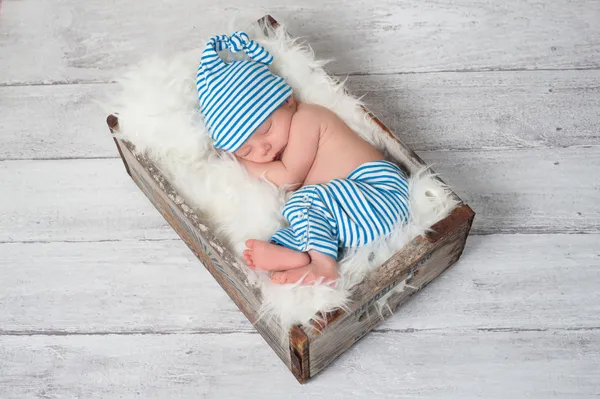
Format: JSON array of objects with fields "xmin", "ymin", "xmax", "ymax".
[{"xmin": 1, "ymin": 1, "xmax": 599, "ymax": 397}]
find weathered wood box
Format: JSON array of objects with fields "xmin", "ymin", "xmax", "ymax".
[{"xmin": 105, "ymin": 16, "xmax": 475, "ymax": 383}]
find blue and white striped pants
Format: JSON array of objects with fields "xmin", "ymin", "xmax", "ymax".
[{"xmin": 269, "ymin": 160, "xmax": 410, "ymax": 260}]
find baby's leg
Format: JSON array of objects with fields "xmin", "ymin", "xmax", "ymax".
[
  {"xmin": 244, "ymin": 239, "xmax": 310, "ymax": 271},
  {"xmin": 271, "ymin": 250, "xmax": 339, "ymax": 285}
]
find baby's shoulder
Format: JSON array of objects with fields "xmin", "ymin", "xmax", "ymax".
[{"xmin": 295, "ymin": 102, "xmax": 334, "ymax": 120}]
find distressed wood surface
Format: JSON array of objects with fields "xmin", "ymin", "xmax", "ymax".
[
  {"xmin": 117, "ymin": 138, "xmax": 292, "ymax": 371},
  {"xmin": 0, "ymin": 84, "xmax": 118, "ymax": 160},
  {"xmin": 308, "ymin": 213, "xmax": 473, "ymax": 377},
  {"xmin": 0, "ymin": 240, "xmax": 250, "ymax": 334},
  {"xmin": 2, "ymin": 148, "xmax": 598, "ymax": 243},
  {"xmin": 348, "ymin": 70, "xmax": 600, "ymax": 151},
  {"xmin": 382, "ymin": 234, "xmax": 600, "ymax": 331},
  {"xmin": 0, "ymin": 159, "xmax": 175, "ymax": 243},
  {"xmin": 1, "ymin": 0, "xmax": 599, "ymax": 84},
  {"xmin": 3, "ymin": 70, "xmax": 599, "ymax": 160},
  {"xmin": 3, "ymin": 0, "xmax": 600, "ymax": 394},
  {"xmin": 1, "ymin": 235, "xmax": 598, "ymax": 334},
  {"xmin": 1, "ymin": 330, "xmax": 598, "ymax": 399},
  {"xmin": 420, "ymin": 147, "xmax": 600, "ymax": 234}
]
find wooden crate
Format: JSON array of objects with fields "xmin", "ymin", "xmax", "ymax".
[{"xmin": 104, "ymin": 16, "xmax": 475, "ymax": 383}]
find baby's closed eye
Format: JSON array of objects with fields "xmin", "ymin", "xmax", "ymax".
[
  {"xmin": 238, "ymin": 146, "xmax": 252, "ymax": 157},
  {"xmin": 258, "ymin": 121, "xmax": 272, "ymax": 135}
]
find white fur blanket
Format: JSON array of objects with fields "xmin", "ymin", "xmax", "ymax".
[{"xmin": 104, "ymin": 22, "xmax": 458, "ymax": 330}]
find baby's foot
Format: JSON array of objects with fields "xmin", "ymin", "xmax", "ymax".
[
  {"xmin": 244, "ymin": 239, "xmax": 310, "ymax": 271},
  {"xmin": 271, "ymin": 251, "xmax": 339, "ymax": 285}
]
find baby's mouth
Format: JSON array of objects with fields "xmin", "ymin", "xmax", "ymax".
[{"xmin": 273, "ymin": 147, "xmax": 285, "ymax": 161}]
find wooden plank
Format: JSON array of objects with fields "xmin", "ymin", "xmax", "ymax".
[
  {"xmin": 347, "ymin": 70, "xmax": 600, "ymax": 151},
  {"xmin": 0, "ymin": 240, "xmax": 251, "ymax": 334},
  {"xmin": 418, "ymin": 146, "xmax": 600, "ymax": 234},
  {"xmin": 380, "ymin": 234, "xmax": 600, "ymax": 331},
  {"xmin": 0, "ymin": 84, "xmax": 118, "ymax": 160},
  {"xmin": 0, "ymin": 159, "xmax": 175, "ymax": 243},
  {"xmin": 1, "ymin": 330, "xmax": 598, "ymax": 397},
  {"xmin": 1, "ymin": 0, "xmax": 599, "ymax": 84},
  {"xmin": 1, "ymin": 147, "xmax": 598, "ymax": 243},
  {"xmin": 2, "ymin": 70, "xmax": 598, "ymax": 160},
  {"xmin": 1, "ymin": 235, "xmax": 597, "ymax": 334},
  {"xmin": 289, "ymin": 326, "xmax": 310, "ymax": 383}
]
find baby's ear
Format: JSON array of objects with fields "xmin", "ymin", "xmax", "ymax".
[{"xmin": 285, "ymin": 95, "xmax": 295, "ymax": 105}]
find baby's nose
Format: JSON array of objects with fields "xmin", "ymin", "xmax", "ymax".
[{"xmin": 263, "ymin": 143, "xmax": 272, "ymax": 155}]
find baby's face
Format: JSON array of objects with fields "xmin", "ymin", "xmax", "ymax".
[{"xmin": 234, "ymin": 96, "xmax": 296, "ymax": 163}]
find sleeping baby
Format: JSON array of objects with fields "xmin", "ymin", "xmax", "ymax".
[{"xmin": 197, "ymin": 32, "xmax": 409, "ymax": 285}]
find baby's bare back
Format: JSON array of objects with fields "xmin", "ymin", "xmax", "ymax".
[{"xmin": 292, "ymin": 104, "xmax": 384, "ymax": 186}]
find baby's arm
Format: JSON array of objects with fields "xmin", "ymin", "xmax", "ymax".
[
  {"xmin": 241, "ymin": 106, "xmax": 321, "ymax": 188},
  {"xmin": 278, "ymin": 106, "xmax": 322, "ymax": 183},
  {"xmin": 239, "ymin": 158, "xmax": 292, "ymax": 185}
]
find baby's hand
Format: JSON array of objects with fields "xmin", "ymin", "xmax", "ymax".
[
  {"xmin": 238, "ymin": 158, "xmax": 301, "ymax": 190},
  {"xmin": 238, "ymin": 158, "xmax": 274, "ymax": 179}
]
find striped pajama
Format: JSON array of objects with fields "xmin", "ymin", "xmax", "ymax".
[{"xmin": 269, "ymin": 160, "xmax": 410, "ymax": 260}]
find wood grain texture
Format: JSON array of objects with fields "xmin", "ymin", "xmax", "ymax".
[
  {"xmin": 3, "ymin": 70, "xmax": 598, "ymax": 160},
  {"xmin": 1, "ymin": 330, "xmax": 598, "ymax": 398},
  {"xmin": 289, "ymin": 325, "xmax": 310, "ymax": 383},
  {"xmin": 383, "ymin": 234, "xmax": 600, "ymax": 331},
  {"xmin": 0, "ymin": 84, "xmax": 118, "ymax": 160},
  {"xmin": 0, "ymin": 240, "xmax": 251, "ymax": 334},
  {"xmin": 0, "ymin": 159, "xmax": 175, "ymax": 243},
  {"xmin": 419, "ymin": 146, "xmax": 600, "ymax": 234},
  {"xmin": 2, "ymin": 147, "xmax": 597, "ymax": 243},
  {"xmin": 1, "ymin": 0, "xmax": 599, "ymax": 84},
  {"xmin": 1, "ymin": 235, "xmax": 597, "ymax": 334},
  {"xmin": 347, "ymin": 70, "xmax": 600, "ymax": 151}
]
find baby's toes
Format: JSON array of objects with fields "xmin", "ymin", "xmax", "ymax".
[
  {"xmin": 243, "ymin": 250, "xmax": 254, "ymax": 267},
  {"xmin": 245, "ymin": 239, "xmax": 256, "ymax": 249}
]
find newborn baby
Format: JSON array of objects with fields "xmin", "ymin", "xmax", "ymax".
[{"xmin": 197, "ymin": 32, "xmax": 409, "ymax": 285}]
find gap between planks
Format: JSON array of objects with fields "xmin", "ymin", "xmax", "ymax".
[
  {"xmin": 2, "ymin": 229, "xmax": 600, "ymax": 246},
  {"xmin": 0, "ymin": 238, "xmax": 182, "ymax": 245},
  {"xmin": 0, "ymin": 80, "xmax": 114, "ymax": 88},
  {"xmin": 2, "ymin": 66, "xmax": 600, "ymax": 88},
  {"xmin": 3, "ymin": 145, "xmax": 600, "ymax": 162},
  {"xmin": 346, "ymin": 66, "xmax": 600, "ymax": 76},
  {"xmin": 3, "ymin": 326, "xmax": 599, "ymax": 337}
]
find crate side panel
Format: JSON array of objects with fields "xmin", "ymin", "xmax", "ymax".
[
  {"xmin": 308, "ymin": 213, "xmax": 472, "ymax": 377},
  {"xmin": 306, "ymin": 205, "xmax": 473, "ymax": 335},
  {"xmin": 117, "ymin": 141, "xmax": 291, "ymax": 368},
  {"xmin": 347, "ymin": 205, "xmax": 472, "ymax": 316}
]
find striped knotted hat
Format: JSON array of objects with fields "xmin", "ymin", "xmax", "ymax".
[{"xmin": 196, "ymin": 31, "xmax": 293, "ymax": 152}]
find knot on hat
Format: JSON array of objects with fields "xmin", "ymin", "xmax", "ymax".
[{"xmin": 203, "ymin": 31, "xmax": 274, "ymax": 71}]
